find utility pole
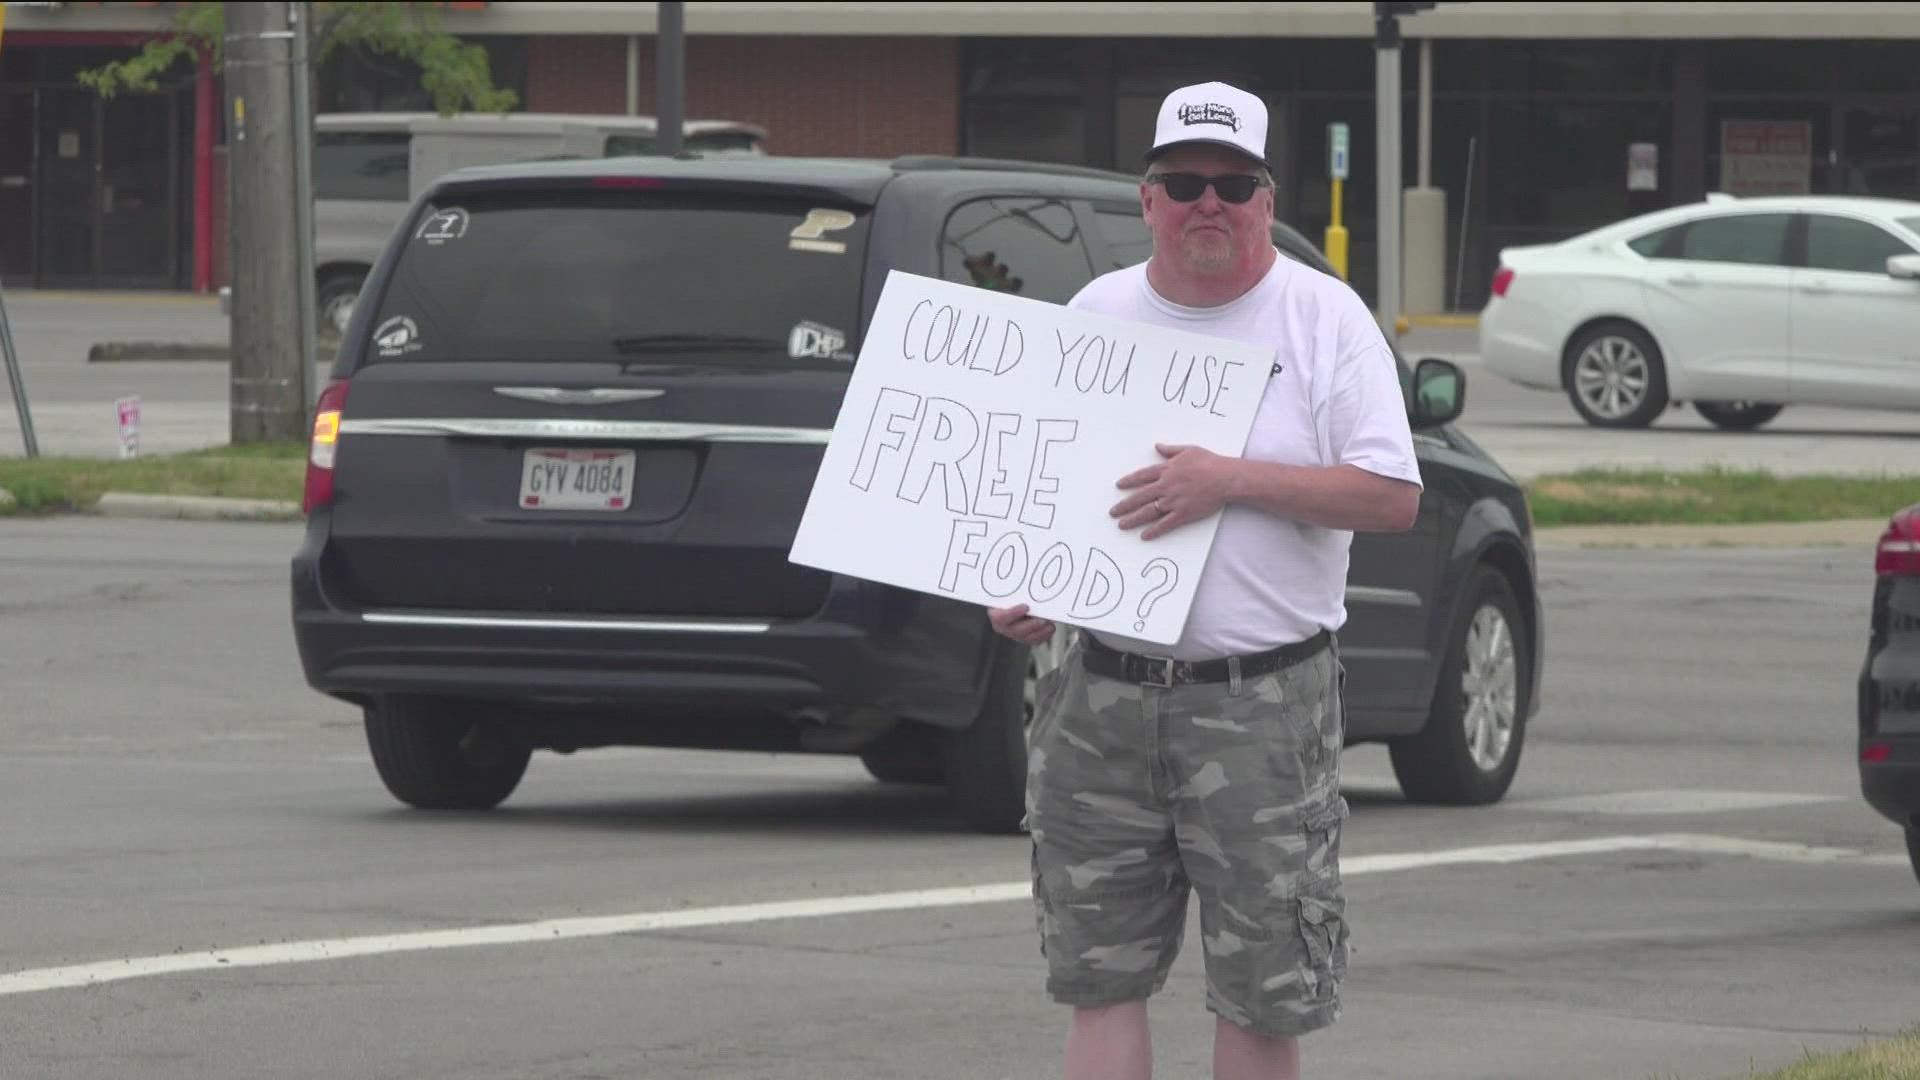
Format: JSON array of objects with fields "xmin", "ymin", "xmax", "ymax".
[
  {"xmin": 223, "ymin": 1, "xmax": 306, "ymax": 443},
  {"xmin": 655, "ymin": 1, "xmax": 685, "ymax": 155},
  {"xmin": 1374, "ymin": 2, "xmax": 1436, "ymax": 338},
  {"xmin": 0, "ymin": 5, "xmax": 39, "ymax": 458},
  {"xmin": 1374, "ymin": 3, "xmax": 1404, "ymax": 340},
  {"xmin": 289, "ymin": 1, "xmax": 319, "ymax": 412}
]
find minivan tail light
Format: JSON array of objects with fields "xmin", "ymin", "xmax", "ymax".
[
  {"xmin": 303, "ymin": 380, "xmax": 350, "ymax": 515},
  {"xmin": 1876, "ymin": 509, "xmax": 1920, "ymax": 576},
  {"xmin": 1491, "ymin": 267, "xmax": 1515, "ymax": 298}
]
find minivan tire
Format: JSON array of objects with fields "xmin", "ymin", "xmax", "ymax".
[
  {"xmin": 1389, "ymin": 567, "xmax": 1530, "ymax": 806},
  {"xmin": 364, "ymin": 695, "xmax": 531, "ymax": 810},
  {"xmin": 941, "ymin": 639, "xmax": 1030, "ymax": 834}
]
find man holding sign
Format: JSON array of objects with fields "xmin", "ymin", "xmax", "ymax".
[{"xmin": 991, "ymin": 83, "xmax": 1422, "ymax": 1080}]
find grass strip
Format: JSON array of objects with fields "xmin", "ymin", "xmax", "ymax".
[
  {"xmin": 1525, "ymin": 467, "xmax": 1920, "ymax": 528},
  {"xmin": 0, "ymin": 442, "xmax": 306, "ymax": 513}
]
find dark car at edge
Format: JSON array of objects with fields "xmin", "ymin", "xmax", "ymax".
[
  {"xmin": 290, "ymin": 153, "xmax": 1546, "ymax": 832},
  {"xmin": 1860, "ymin": 504, "xmax": 1920, "ymax": 884}
]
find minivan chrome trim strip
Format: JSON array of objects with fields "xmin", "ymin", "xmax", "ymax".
[
  {"xmin": 1347, "ymin": 585, "xmax": 1422, "ymax": 608},
  {"xmin": 337, "ymin": 418, "xmax": 833, "ymax": 444},
  {"xmin": 362, "ymin": 612, "xmax": 775, "ymax": 633},
  {"xmin": 492, "ymin": 387, "xmax": 666, "ymax": 405}
]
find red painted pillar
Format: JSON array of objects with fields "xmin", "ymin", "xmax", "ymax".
[{"xmin": 192, "ymin": 45, "xmax": 215, "ymax": 293}]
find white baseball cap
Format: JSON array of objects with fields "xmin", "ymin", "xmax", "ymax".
[{"xmin": 1144, "ymin": 81, "xmax": 1271, "ymax": 170}]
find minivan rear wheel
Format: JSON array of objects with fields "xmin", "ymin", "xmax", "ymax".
[
  {"xmin": 859, "ymin": 731, "xmax": 944, "ymax": 785},
  {"xmin": 941, "ymin": 639, "xmax": 1029, "ymax": 834},
  {"xmin": 364, "ymin": 695, "xmax": 531, "ymax": 810}
]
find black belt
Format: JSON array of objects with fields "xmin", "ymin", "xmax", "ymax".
[{"xmin": 1080, "ymin": 628, "xmax": 1332, "ymax": 688}]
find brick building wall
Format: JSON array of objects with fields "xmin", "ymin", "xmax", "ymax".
[{"xmin": 525, "ymin": 35, "xmax": 960, "ymax": 158}]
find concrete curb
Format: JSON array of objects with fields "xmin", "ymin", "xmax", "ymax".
[
  {"xmin": 86, "ymin": 339, "xmax": 335, "ymax": 362},
  {"xmin": 1533, "ymin": 517, "xmax": 1887, "ymax": 550},
  {"xmin": 90, "ymin": 492, "xmax": 302, "ymax": 522},
  {"xmin": 88, "ymin": 341, "xmax": 231, "ymax": 363}
]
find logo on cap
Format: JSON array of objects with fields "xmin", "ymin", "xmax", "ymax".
[{"xmin": 1177, "ymin": 103, "xmax": 1242, "ymax": 132}]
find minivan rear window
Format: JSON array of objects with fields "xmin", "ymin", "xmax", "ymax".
[{"xmin": 364, "ymin": 190, "xmax": 871, "ymax": 366}]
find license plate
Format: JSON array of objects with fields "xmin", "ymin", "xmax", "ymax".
[{"xmin": 519, "ymin": 448, "xmax": 635, "ymax": 511}]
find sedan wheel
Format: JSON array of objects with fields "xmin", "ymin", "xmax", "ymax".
[
  {"xmin": 1390, "ymin": 567, "xmax": 1530, "ymax": 805},
  {"xmin": 1565, "ymin": 323, "xmax": 1668, "ymax": 429}
]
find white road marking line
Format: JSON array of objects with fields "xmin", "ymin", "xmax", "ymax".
[
  {"xmin": 0, "ymin": 833, "xmax": 1902, "ymax": 998},
  {"xmin": 1517, "ymin": 789, "xmax": 1843, "ymax": 815}
]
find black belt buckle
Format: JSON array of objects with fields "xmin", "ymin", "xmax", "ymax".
[{"xmin": 1137, "ymin": 654, "xmax": 1176, "ymax": 688}]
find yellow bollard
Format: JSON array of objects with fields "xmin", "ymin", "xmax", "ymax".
[{"xmin": 1324, "ymin": 177, "xmax": 1349, "ymax": 281}]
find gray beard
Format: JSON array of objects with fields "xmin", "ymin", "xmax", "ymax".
[{"xmin": 1181, "ymin": 233, "xmax": 1236, "ymax": 273}]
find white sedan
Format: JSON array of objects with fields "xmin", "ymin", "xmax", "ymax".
[{"xmin": 1478, "ymin": 194, "xmax": 1920, "ymax": 429}]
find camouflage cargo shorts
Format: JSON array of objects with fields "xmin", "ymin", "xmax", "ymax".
[{"xmin": 1023, "ymin": 632, "xmax": 1351, "ymax": 1038}]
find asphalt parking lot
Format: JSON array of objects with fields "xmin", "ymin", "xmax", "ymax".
[{"xmin": 0, "ymin": 516, "xmax": 1913, "ymax": 1080}]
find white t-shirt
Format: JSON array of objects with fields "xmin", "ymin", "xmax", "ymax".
[{"xmin": 1070, "ymin": 250, "xmax": 1422, "ymax": 661}]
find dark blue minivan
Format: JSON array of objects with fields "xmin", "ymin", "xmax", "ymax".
[{"xmin": 290, "ymin": 154, "xmax": 1545, "ymax": 833}]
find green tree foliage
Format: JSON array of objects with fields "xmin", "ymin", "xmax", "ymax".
[{"xmin": 77, "ymin": 1, "xmax": 517, "ymax": 116}]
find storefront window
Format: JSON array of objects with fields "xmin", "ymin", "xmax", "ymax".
[
  {"xmin": 962, "ymin": 39, "xmax": 1082, "ymax": 96},
  {"xmin": 1488, "ymin": 42, "xmax": 1673, "ymax": 94},
  {"xmin": 317, "ymin": 38, "xmax": 526, "ymax": 114},
  {"xmin": 1292, "ymin": 39, "xmax": 1375, "ymax": 94},
  {"xmin": 1835, "ymin": 42, "xmax": 1920, "ymax": 93},
  {"xmin": 1706, "ymin": 42, "xmax": 1834, "ymax": 94},
  {"xmin": 1485, "ymin": 99, "xmax": 1669, "ymax": 236},
  {"xmin": 964, "ymin": 98, "xmax": 1086, "ymax": 166}
]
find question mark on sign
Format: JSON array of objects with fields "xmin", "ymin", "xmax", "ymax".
[{"xmin": 1133, "ymin": 558, "xmax": 1179, "ymax": 632}]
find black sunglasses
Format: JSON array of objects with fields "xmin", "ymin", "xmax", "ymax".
[{"xmin": 1147, "ymin": 172, "xmax": 1270, "ymax": 204}]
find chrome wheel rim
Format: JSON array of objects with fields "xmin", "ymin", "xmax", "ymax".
[
  {"xmin": 1461, "ymin": 605, "xmax": 1518, "ymax": 772},
  {"xmin": 1572, "ymin": 336, "xmax": 1650, "ymax": 419},
  {"xmin": 322, "ymin": 291, "xmax": 357, "ymax": 336}
]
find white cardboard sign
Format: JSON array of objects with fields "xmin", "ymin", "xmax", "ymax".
[{"xmin": 788, "ymin": 270, "xmax": 1273, "ymax": 645}]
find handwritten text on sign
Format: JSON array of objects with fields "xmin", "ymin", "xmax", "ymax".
[{"xmin": 787, "ymin": 271, "xmax": 1271, "ymax": 645}]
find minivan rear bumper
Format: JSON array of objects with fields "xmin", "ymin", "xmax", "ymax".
[
  {"xmin": 1861, "ymin": 741, "xmax": 1920, "ymax": 829},
  {"xmin": 291, "ymin": 529, "xmax": 997, "ymax": 731}
]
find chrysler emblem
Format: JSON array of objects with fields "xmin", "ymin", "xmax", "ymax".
[{"xmin": 492, "ymin": 387, "xmax": 665, "ymax": 406}]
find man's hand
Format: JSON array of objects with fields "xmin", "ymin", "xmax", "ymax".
[
  {"xmin": 988, "ymin": 603, "xmax": 1055, "ymax": 646},
  {"xmin": 1110, "ymin": 442, "xmax": 1239, "ymax": 540}
]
